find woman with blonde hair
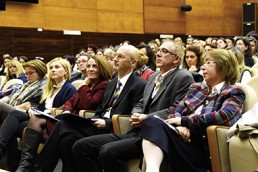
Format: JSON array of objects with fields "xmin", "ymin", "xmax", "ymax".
[
  {"xmin": 134, "ymin": 50, "xmax": 154, "ymax": 80},
  {"xmin": 16, "ymin": 55, "xmax": 112, "ymax": 172},
  {"xmin": 229, "ymin": 46, "xmax": 252, "ymax": 84},
  {"xmin": 4, "ymin": 59, "xmax": 27, "ymax": 84},
  {"xmin": 0, "ymin": 57, "xmax": 76, "ymax": 170},
  {"xmin": 0, "ymin": 60, "xmax": 27, "ymax": 98}
]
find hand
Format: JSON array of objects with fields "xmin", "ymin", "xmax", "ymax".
[
  {"xmin": 189, "ymin": 65, "xmax": 197, "ymax": 72},
  {"xmin": 165, "ymin": 118, "xmax": 181, "ymax": 125},
  {"xmin": 176, "ymin": 126, "xmax": 191, "ymax": 142},
  {"xmin": 92, "ymin": 118, "xmax": 106, "ymax": 128},
  {"xmin": 28, "ymin": 108, "xmax": 35, "ymax": 117},
  {"xmin": 84, "ymin": 77, "xmax": 92, "ymax": 86},
  {"xmin": 129, "ymin": 113, "xmax": 147, "ymax": 128}
]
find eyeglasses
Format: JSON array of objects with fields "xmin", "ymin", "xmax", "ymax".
[
  {"xmin": 158, "ymin": 48, "xmax": 178, "ymax": 56},
  {"xmin": 25, "ymin": 71, "xmax": 37, "ymax": 76},
  {"xmin": 76, "ymin": 60, "xmax": 88, "ymax": 64},
  {"xmin": 203, "ymin": 60, "xmax": 216, "ymax": 66}
]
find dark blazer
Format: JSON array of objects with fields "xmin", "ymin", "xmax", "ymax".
[
  {"xmin": 94, "ymin": 73, "xmax": 146, "ymax": 131},
  {"xmin": 63, "ymin": 80, "xmax": 109, "ymax": 115},
  {"xmin": 132, "ymin": 68, "xmax": 194, "ymax": 119},
  {"xmin": 37, "ymin": 81, "xmax": 77, "ymax": 111}
]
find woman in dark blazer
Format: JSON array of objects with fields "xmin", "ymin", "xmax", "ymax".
[
  {"xmin": 0, "ymin": 57, "xmax": 76, "ymax": 171},
  {"xmin": 16, "ymin": 55, "xmax": 112, "ymax": 172},
  {"xmin": 138, "ymin": 49, "xmax": 245, "ymax": 172}
]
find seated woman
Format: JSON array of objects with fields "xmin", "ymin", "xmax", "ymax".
[
  {"xmin": 0, "ymin": 59, "xmax": 47, "ymax": 123},
  {"xmin": 70, "ymin": 54, "xmax": 89, "ymax": 83},
  {"xmin": 0, "ymin": 57, "xmax": 76, "ymax": 171},
  {"xmin": 182, "ymin": 45, "xmax": 203, "ymax": 82},
  {"xmin": 16, "ymin": 55, "xmax": 112, "ymax": 172},
  {"xmin": 138, "ymin": 49, "xmax": 245, "ymax": 172},
  {"xmin": 134, "ymin": 50, "xmax": 154, "ymax": 81},
  {"xmin": 229, "ymin": 46, "xmax": 252, "ymax": 84},
  {"xmin": 0, "ymin": 59, "xmax": 27, "ymax": 97}
]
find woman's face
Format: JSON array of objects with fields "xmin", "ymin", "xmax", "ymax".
[
  {"xmin": 216, "ymin": 39, "xmax": 227, "ymax": 49},
  {"xmin": 4, "ymin": 59, "xmax": 11, "ymax": 67},
  {"xmin": 201, "ymin": 54, "xmax": 224, "ymax": 88},
  {"xmin": 185, "ymin": 51, "xmax": 198, "ymax": 68},
  {"xmin": 24, "ymin": 67, "xmax": 40, "ymax": 84},
  {"xmin": 19, "ymin": 58, "xmax": 26, "ymax": 65},
  {"xmin": 49, "ymin": 61, "xmax": 67, "ymax": 82},
  {"xmin": 250, "ymin": 40, "xmax": 256, "ymax": 55},
  {"xmin": 8, "ymin": 65, "xmax": 17, "ymax": 75},
  {"xmin": 77, "ymin": 55, "xmax": 88, "ymax": 72},
  {"xmin": 86, "ymin": 58, "xmax": 100, "ymax": 81},
  {"xmin": 236, "ymin": 40, "xmax": 247, "ymax": 53},
  {"xmin": 226, "ymin": 39, "xmax": 233, "ymax": 48}
]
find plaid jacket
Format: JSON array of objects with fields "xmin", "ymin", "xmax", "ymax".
[{"xmin": 169, "ymin": 82, "xmax": 245, "ymax": 131}]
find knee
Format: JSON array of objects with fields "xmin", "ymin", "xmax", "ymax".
[
  {"xmin": 72, "ymin": 139, "xmax": 92, "ymax": 158},
  {"xmin": 99, "ymin": 143, "xmax": 116, "ymax": 163}
]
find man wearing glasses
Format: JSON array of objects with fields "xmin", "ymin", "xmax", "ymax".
[{"xmin": 72, "ymin": 41, "xmax": 195, "ymax": 172}]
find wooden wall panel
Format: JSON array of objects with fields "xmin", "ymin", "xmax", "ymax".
[
  {"xmin": 97, "ymin": 0, "xmax": 142, "ymax": 13},
  {"xmin": 185, "ymin": 0, "xmax": 243, "ymax": 36},
  {"xmin": 43, "ymin": 0, "xmax": 97, "ymax": 9},
  {"xmin": 97, "ymin": 11, "xmax": 143, "ymax": 33},
  {"xmin": 144, "ymin": 0, "xmax": 186, "ymax": 34},
  {"xmin": 43, "ymin": 7, "xmax": 97, "ymax": 31}
]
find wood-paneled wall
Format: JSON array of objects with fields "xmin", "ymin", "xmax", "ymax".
[
  {"xmin": 0, "ymin": 0, "xmax": 254, "ymax": 36},
  {"xmin": 0, "ymin": 27, "xmax": 159, "ymax": 62},
  {"xmin": 0, "ymin": 0, "xmax": 144, "ymax": 33}
]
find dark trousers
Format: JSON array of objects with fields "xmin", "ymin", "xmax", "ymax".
[
  {"xmin": 72, "ymin": 133, "xmax": 140, "ymax": 172},
  {"xmin": 36, "ymin": 118, "xmax": 109, "ymax": 172},
  {"xmin": 0, "ymin": 109, "xmax": 29, "ymax": 170}
]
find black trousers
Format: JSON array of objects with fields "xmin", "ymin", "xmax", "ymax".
[
  {"xmin": 0, "ymin": 109, "xmax": 28, "ymax": 171},
  {"xmin": 36, "ymin": 118, "xmax": 109, "ymax": 172},
  {"xmin": 72, "ymin": 133, "xmax": 140, "ymax": 172}
]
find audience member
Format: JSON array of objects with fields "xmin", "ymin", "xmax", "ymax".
[
  {"xmin": 70, "ymin": 54, "xmax": 89, "ymax": 83},
  {"xmin": 0, "ymin": 60, "xmax": 27, "ymax": 98},
  {"xmin": 134, "ymin": 50, "xmax": 154, "ymax": 80},
  {"xmin": 30, "ymin": 45, "xmax": 146, "ymax": 172},
  {"xmin": 229, "ymin": 46, "xmax": 252, "ymax": 84},
  {"xmin": 18, "ymin": 56, "xmax": 29, "ymax": 66},
  {"xmin": 16, "ymin": 55, "xmax": 112, "ymax": 172},
  {"xmin": 138, "ymin": 49, "xmax": 245, "ymax": 172},
  {"xmin": 0, "ymin": 57, "xmax": 76, "ymax": 171},
  {"xmin": 235, "ymin": 37, "xmax": 254, "ymax": 67},
  {"xmin": 72, "ymin": 41, "xmax": 194, "ymax": 172}
]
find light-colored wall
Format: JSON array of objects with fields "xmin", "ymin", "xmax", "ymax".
[{"xmin": 0, "ymin": 0, "xmax": 256, "ymax": 36}]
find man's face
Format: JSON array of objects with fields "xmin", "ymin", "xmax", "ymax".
[
  {"xmin": 156, "ymin": 42, "xmax": 178, "ymax": 72},
  {"xmin": 113, "ymin": 47, "xmax": 135, "ymax": 75}
]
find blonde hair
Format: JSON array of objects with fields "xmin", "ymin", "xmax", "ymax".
[
  {"xmin": 202, "ymin": 49, "xmax": 239, "ymax": 85},
  {"xmin": 40, "ymin": 57, "xmax": 71, "ymax": 103},
  {"xmin": 135, "ymin": 50, "xmax": 149, "ymax": 69},
  {"xmin": 5, "ymin": 59, "xmax": 25, "ymax": 83}
]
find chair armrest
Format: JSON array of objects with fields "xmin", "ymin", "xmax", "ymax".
[
  {"xmin": 112, "ymin": 115, "xmax": 133, "ymax": 135},
  {"xmin": 207, "ymin": 125, "xmax": 230, "ymax": 172},
  {"xmin": 79, "ymin": 110, "xmax": 96, "ymax": 118},
  {"xmin": 50, "ymin": 106, "xmax": 64, "ymax": 116}
]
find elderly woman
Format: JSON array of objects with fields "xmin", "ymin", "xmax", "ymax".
[
  {"xmin": 138, "ymin": 49, "xmax": 245, "ymax": 172},
  {"xmin": 134, "ymin": 50, "xmax": 154, "ymax": 80}
]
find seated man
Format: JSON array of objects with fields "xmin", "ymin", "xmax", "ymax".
[
  {"xmin": 30, "ymin": 45, "xmax": 146, "ymax": 172},
  {"xmin": 72, "ymin": 40, "xmax": 195, "ymax": 172}
]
